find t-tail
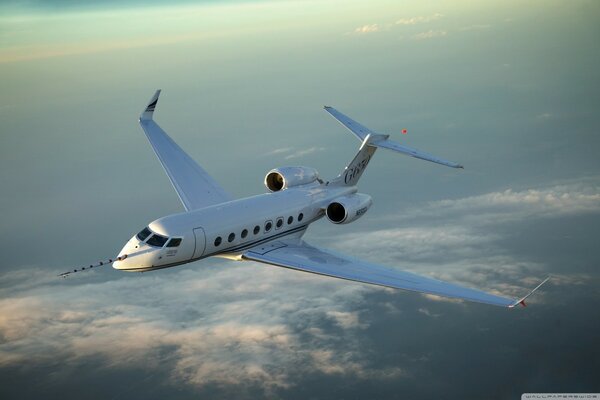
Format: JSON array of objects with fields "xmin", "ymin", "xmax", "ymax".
[{"xmin": 325, "ymin": 106, "xmax": 463, "ymax": 187}]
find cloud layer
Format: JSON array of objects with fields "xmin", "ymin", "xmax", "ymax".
[
  {"xmin": 396, "ymin": 13, "xmax": 444, "ymax": 26},
  {"xmin": 0, "ymin": 262, "xmax": 400, "ymax": 392},
  {"xmin": 1, "ymin": 178, "xmax": 599, "ymax": 396}
]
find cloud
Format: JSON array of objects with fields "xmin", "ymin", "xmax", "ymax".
[
  {"xmin": 335, "ymin": 225, "xmax": 499, "ymax": 264},
  {"xmin": 284, "ymin": 146, "xmax": 325, "ymax": 160},
  {"xmin": 354, "ymin": 24, "xmax": 380, "ymax": 34},
  {"xmin": 412, "ymin": 30, "xmax": 447, "ymax": 40},
  {"xmin": 327, "ymin": 179, "xmax": 600, "ymax": 305},
  {"xmin": 396, "ymin": 13, "xmax": 444, "ymax": 25},
  {"xmin": 1, "ymin": 179, "xmax": 597, "ymax": 394},
  {"xmin": 263, "ymin": 147, "xmax": 326, "ymax": 160},
  {"xmin": 425, "ymin": 181, "xmax": 600, "ymax": 222},
  {"xmin": 350, "ymin": 13, "xmax": 444, "ymax": 37},
  {"xmin": 418, "ymin": 307, "xmax": 441, "ymax": 318},
  {"xmin": 326, "ymin": 310, "xmax": 367, "ymax": 329},
  {"xmin": 0, "ymin": 262, "xmax": 400, "ymax": 391},
  {"xmin": 367, "ymin": 179, "xmax": 600, "ymax": 234},
  {"xmin": 264, "ymin": 147, "xmax": 292, "ymax": 156},
  {"xmin": 309, "ymin": 349, "xmax": 404, "ymax": 379},
  {"xmin": 334, "ymin": 224, "xmax": 548, "ymax": 301}
]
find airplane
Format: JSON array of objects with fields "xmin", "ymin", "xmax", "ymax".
[{"xmin": 60, "ymin": 90, "xmax": 549, "ymax": 308}]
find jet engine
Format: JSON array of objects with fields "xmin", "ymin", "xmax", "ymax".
[
  {"xmin": 264, "ymin": 166, "xmax": 321, "ymax": 192},
  {"xmin": 325, "ymin": 193, "xmax": 373, "ymax": 224}
]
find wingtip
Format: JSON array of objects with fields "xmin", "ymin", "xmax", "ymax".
[
  {"xmin": 509, "ymin": 276, "xmax": 551, "ymax": 308},
  {"xmin": 140, "ymin": 89, "xmax": 162, "ymax": 121}
]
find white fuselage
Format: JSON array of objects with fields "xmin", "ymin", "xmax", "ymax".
[{"xmin": 113, "ymin": 182, "xmax": 357, "ymax": 272}]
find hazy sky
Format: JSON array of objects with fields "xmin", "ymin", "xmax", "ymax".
[{"xmin": 1, "ymin": 1, "xmax": 599, "ymax": 399}]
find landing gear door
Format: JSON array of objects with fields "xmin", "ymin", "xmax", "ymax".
[{"xmin": 193, "ymin": 227, "xmax": 206, "ymax": 259}]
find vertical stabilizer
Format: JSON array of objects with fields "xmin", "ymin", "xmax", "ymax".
[{"xmin": 330, "ymin": 134, "xmax": 384, "ymax": 186}]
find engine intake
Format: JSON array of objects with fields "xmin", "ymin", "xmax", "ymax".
[
  {"xmin": 325, "ymin": 193, "xmax": 372, "ymax": 224},
  {"xmin": 265, "ymin": 166, "xmax": 320, "ymax": 192}
]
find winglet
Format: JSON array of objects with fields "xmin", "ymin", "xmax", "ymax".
[
  {"xmin": 509, "ymin": 276, "xmax": 551, "ymax": 308},
  {"xmin": 140, "ymin": 89, "xmax": 161, "ymax": 121}
]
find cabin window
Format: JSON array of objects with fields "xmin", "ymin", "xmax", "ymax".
[
  {"xmin": 253, "ymin": 225, "xmax": 260, "ymax": 235},
  {"xmin": 298, "ymin": 213, "xmax": 304, "ymax": 222},
  {"xmin": 146, "ymin": 234, "xmax": 168, "ymax": 248},
  {"xmin": 265, "ymin": 221, "xmax": 273, "ymax": 232},
  {"xmin": 136, "ymin": 227, "xmax": 151, "ymax": 241},
  {"xmin": 287, "ymin": 216, "xmax": 293, "ymax": 225},
  {"xmin": 214, "ymin": 237, "xmax": 222, "ymax": 246},
  {"xmin": 241, "ymin": 229, "xmax": 248, "ymax": 239},
  {"xmin": 276, "ymin": 218, "xmax": 283, "ymax": 229},
  {"xmin": 166, "ymin": 238, "xmax": 182, "ymax": 247},
  {"xmin": 228, "ymin": 233, "xmax": 235, "ymax": 242}
]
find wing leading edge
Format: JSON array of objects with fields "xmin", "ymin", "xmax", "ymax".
[
  {"xmin": 139, "ymin": 90, "xmax": 232, "ymax": 211},
  {"xmin": 244, "ymin": 240, "xmax": 548, "ymax": 308}
]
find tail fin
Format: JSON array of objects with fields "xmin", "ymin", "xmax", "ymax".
[
  {"xmin": 324, "ymin": 106, "xmax": 464, "ymax": 176},
  {"xmin": 330, "ymin": 133, "xmax": 384, "ymax": 186}
]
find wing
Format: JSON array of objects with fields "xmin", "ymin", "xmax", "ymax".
[
  {"xmin": 243, "ymin": 239, "xmax": 548, "ymax": 308},
  {"xmin": 324, "ymin": 106, "xmax": 463, "ymax": 169},
  {"xmin": 139, "ymin": 90, "xmax": 233, "ymax": 211}
]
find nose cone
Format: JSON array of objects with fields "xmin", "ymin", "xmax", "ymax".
[
  {"xmin": 112, "ymin": 251, "xmax": 130, "ymax": 271},
  {"xmin": 112, "ymin": 254, "xmax": 128, "ymax": 270},
  {"xmin": 113, "ymin": 236, "xmax": 157, "ymax": 271}
]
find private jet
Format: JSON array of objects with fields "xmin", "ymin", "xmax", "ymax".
[{"xmin": 61, "ymin": 90, "xmax": 549, "ymax": 308}]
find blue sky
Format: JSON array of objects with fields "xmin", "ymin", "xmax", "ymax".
[{"xmin": 0, "ymin": 1, "xmax": 599, "ymax": 399}]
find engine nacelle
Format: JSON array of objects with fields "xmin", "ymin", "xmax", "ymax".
[
  {"xmin": 325, "ymin": 193, "xmax": 373, "ymax": 224},
  {"xmin": 264, "ymin": 166, "xmax": 321, "ymax": 192}
]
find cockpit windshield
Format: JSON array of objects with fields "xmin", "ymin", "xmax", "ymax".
[
  {"xmin": 146, "ymin": 233, "xmax": 169, "ymax": 248},
  {"xmin": 166, "ymin": 238, "xmax": 182, "ymax": 247},
  {"xmin": 136, "ymin": 227, "xmax": 177, "ymax": 248},
  {"xmin": 136, "ymin": 227, "xmax": 152, "ymax": 241}
]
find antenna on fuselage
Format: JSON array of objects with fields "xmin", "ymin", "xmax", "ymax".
[{"xmin": 57, "ymin": 255, "xmax": 127, "ymax": 278}]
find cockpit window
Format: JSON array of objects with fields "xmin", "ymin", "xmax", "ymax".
[
  {"xmin": 146, "ymin": 234, "xmax": 168, "ymax": 248},
  {"xmin": 166, "ymin": 238, "xmax": 182, "ymax": 248},
  {"xmin": 136, "ymin": 227, "xmax": 152, "ymax": 241}
]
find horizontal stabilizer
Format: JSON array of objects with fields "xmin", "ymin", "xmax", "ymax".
[
  {"xmin": 372, "ymin": 138, "xmax": 463, "ymax": 169},
  {"xmin": 324, "ymin": 106, "xmax": 463, "ymax": 169},
  {"xmin": 324, "ymin": 106, "xmax": 378, "ymax": 141}
]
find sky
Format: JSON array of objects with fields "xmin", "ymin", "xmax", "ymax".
[{"xmin": 0, "ymin": 0, "xmax": 599, "ymax": 398}]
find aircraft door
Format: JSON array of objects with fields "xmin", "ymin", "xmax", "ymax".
[{"xmin": 193, "ymin": 227, "xmax": 206, "ymax": 259}]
